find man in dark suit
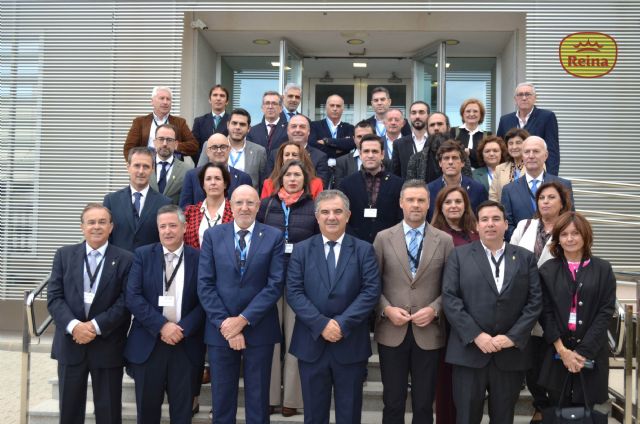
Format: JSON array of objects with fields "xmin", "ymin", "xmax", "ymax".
[
  {"xmin": 47, "ymin": 203, "xmax": 133, "ymax": 424},
  {"xmin": 373, "ymin": 180, "xmax": 454, "ymax": 424},
  {"xmin": 267, "ymin": 114, "xmax": 330, "ymax": 187},
  {"xmin": 247, "ymin": 91, "xmax": 289, "ymax": 156},
  {"xmin": 339, "ymin": 134, "xmax": 403, "ymax": 244},
  {"xmin": 192, "ymin": 85, "xmax": 231, "ymax": 157},
  {"xmin": 442, "ymin": 200, "xmax": 542, "ymax": 424},
  {"xmin": 366, "ymin": 86, "xmax": 411, "ymax": 138},
  {"xmin": 426, "ymin": 140, "xmax": 488, "ymax": 222},
  {"xmin": 198, "ymin": 185, "xmax": 285, "ymax": 423},
  {"xmin": 334, "ymin": 121, "xmax": 375, "ymax": 188},
  {"xmin": 287, "ymin": 190, "xmax": 381, "ymax": 424},
  {"xmin": 497, "ymin": 83, "xmax": 560, "ymax": 175},
  {"xmin": 309, "ymin": 94, "xmax": 355, "ymax": 159},
  {"xmin": 179, "ymin": 133, "xmax": 252, "ymax": 209},
  {"xmin": 380, "ymin": 109, "xmax": 405, "ymax": 164},
  {"xmin": 280, "ymin": 83, "xmax": 302, "ymax": 123},
  {"xmin": 104, "ymin": 147, "xmax": 172, "ymax": 252},
  {"xmin": 501, "ymin": 135, "xmax": 574, "ymax": 239},
  {"xmin": 123, "ymin": 86, "xmax": 199, "ymax": 160},
  {"xmin": 392, "ymin": 101, "xmax": 430, "ymax": 178},
  {"xmin": 149, "ymin": 123, "xmax": 193, "ymax": 205},
  {"xmin": 125, "ymin": 204, "xmax": 205, "ymax": 424}
]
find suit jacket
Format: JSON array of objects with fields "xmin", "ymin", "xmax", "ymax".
[
  {"xmin": 489, "ymin": 160, "xmax": 523, "ymax": 202},
  {"xmin": 267, "ymin": 144, "xmax": 330, "ymax": 188},
  {"xmin": 427, "ymin": 176, "xmax": 488, "ymax": 222},
  {"xmin": 334, "ymin": 151, "xmax": 392, "ymax": 188},
  {"xmin": 247, "ymin": 118, "xmax": 289, "ymax": 156},
  {"xmin": 339, "ymin": 170, "xmax": 403, "ymax": 244},
  {"xmin": 373, "ymin": 223, "xmax": 454, "ymax": 350},
  {"xmin": 500, "ymin": 174, "xmax": 574, "ymax": 239},
  {"xmin": 309, "ymin": 119, "xmax": 355, "ymax": 158},
  {"xmin": 497, "ymin": 107, "xmax": 560, "ymax": 175},
  {"xmin": 197, "ymin": 140, "xmax": 267, "ymax": 192},
  {"xmin": 149, "ymin": 157, "xmax": 193, "ymax": 205},
  {"xmin": 124, "ymin": 243, "xmax": 205, "ymax": 367},
  {"xmin": 442, "ymin": 241, "xmax": 542, "ymax": 371},
  {"xmin": 178, "ymin": 165, "xmax": 252, "ymax": 209},
  {"xmin": 47, "ymin": 242, "xmax": 133, "ymax": 367},
  {"xmin": 472, "ymin": 166, "xmax": 491, "ymax": 193},
  {"xmin": 287, "ymin": 233, "xmax": 381, "ymax": 364},
  {"xmin": 103, "ymin": 187, "xmax": 172, "ymax": 252},
  {"xmin": 197, "ymin": 222, "xmax": 285, "ymax": 347},
  {"xmin": 192, "ymin": 112, "xmax": 230, "ymax": 151},
  {"xmin": 123, "ymin": 113, "xmax": 199, "ymax": 159},
  {"xmin": 366, "ymin": 115, "xmax": 411, "ymax": 138},
  {"xmin": 391, "ymin": 134, "xmax": 420, "ymax": 179}
]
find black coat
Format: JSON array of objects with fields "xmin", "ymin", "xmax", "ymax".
[
  {"xmin": 538, "ymin": 256, "xmax": 616, "ymax": 404},
  {"xmin": 257, "ymin": 193, "xmax": 319, "ymax": 246}
]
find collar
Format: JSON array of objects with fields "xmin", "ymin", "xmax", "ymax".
[
  {"xmin": 234, "ymin": 221, "xmax": 256, "ymax": 235},
  {"xmin": 153, "ymin": 112, "xmax": 169, "ymax": 122},
  {"xmin": 211, "ymin": 111, "xmax": 226, "ymax": 118},
  {"xmin": 156, "ymin": 155, "xmax": 174, "ymax": 166},
  {"xmin": 130, "ymin": 184, "xmax": 150, "ymax": 197},
  {"xmin": 481, "ymin": 241, "xmax": 506, "ymax": 257},
  {"xmin": 230, "ymin": 139, "xmax": 246, "ymax": 152},
  {"xmin": 525, "ymin": 172, "xmax": 544, "ymax": 185},
  {"xmin": 322, "ymin": 233, "xmax": 346, "ymax": 245},
  {"xmin": 412, "ymin": 132, "xmax": 428, "ymax": 144},
  {"xmin": 403, "ymin": 220, "xmax": 426, "ymax": 236},
  {"xmin": 162, "ymin": 243, "xmax": 184, "ymax": 257},
  {"xmin": 85, "ymin": 241, "xmax": 108, "ymax": 256},
  {"xmin": 353, "ymin": 150, "xmax": 361, "ymax": 158},
  {"xmin": 517, "ymin": 106, "xmax": 535, "ymax": 120},
  {"xmin": 386, "ymin": 133, "xmax": 401, "ymax": 142},
  {"xmin": 201, "ymin": 198, "xmax": 226, "ymax": 219},
  {"xmin": 442, "ymin": 174, "xmax": 463, "ymax": 187},
  {"xmin": 325, "ymin": 117, "xmax": 341, "ymax": 127},
  {"xmin": 460, "ymin": 123, "xmax": 481, "ymax": 134},
  {"xmin": 265, "ymin": 117, "xmax": 280, "ymax": 126}
]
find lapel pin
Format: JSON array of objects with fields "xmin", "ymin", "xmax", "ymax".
[
  {"xmin": 466, "ymin": 185, "xmax": 470, "ymax": 190},
  {"xmin": 384, "ymin": 175, "xmax": 389, "ymax": 181},
  {"xmin": 259, "ymin": 232, "xmax": 263, "ymax": 237},
  {"xmin": 112, "ymin": 261, "xmax": 116, "ymax": 266},
  {"xmin": 512, "ymin": 256, "xmax": 516, "ymax": 261}
]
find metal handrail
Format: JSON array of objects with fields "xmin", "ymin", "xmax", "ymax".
[
  {"xmin": 568, "ymin": 177, "xmax": 640, "ymax": 189},
  {"xmin": 26, "ymin": 276, "xmax": 53, "ymax": 338}
]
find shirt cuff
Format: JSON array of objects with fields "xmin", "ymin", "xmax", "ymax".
[
  {"xmin": 239, "ymin": 314, "xmax": 250, "ymax": 326},
  {"xmin": 91, "ymin": 319, "xmax": 102, "ymax": 335},
  {"xmin": 66, "ymin": 319, "xmax": 80, "ymax": 335}
]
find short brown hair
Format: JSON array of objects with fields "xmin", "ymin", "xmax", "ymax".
[
  {"xmin": 549, "ymin": 212, "xmax": 593, "ymax": 259},
  {"xmin": 476, "ymin": 135, "xmax": 507, "ymax": 168},
  {"xmin": 436, "ymin": 139, "xmax": 467, "ymax": 163},
  {"xmin": 198, "ymin": 162, "xmax": 231, "ymax": 198},
  {"xmin": 459, "ymin": 98, "xmax": 486, "ymax": 124},
  {"xmin": 269, "ymin": 141, "xmax": 316, "ymax": 181},
  {"xmin": 533, "ymin": 181, "xmax": 572, "ymax": 219}
]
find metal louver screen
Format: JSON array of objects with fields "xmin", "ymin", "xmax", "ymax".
[{"xmin": 0, "ymin": 3, "xmax": 184, "ymax": 299}]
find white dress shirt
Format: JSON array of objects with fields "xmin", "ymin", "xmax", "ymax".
[
  {"xmin": 163, "ymin": 243, "xmax": 185, "ymax": 322},
  {"xmin": 198, "ymin": 199, "xmax": 227, "ymax": 245},
  {"xmin": 130, "ymin": 184, "xmax": 150, "ymax": 213},
  {"xmin": 156, "ymin": 156, "xmax": 175, "ymax": 183},
  {"xmin": 481, "ymin": 241, "xmax": 506, "ymax": 293},
  {"xmin": 322, "ymin": 233, "xmax": 345, "ymax": 268},
  {"xmin": 149, "ymin": 113, "xmax": 169, "ymax": 148}
]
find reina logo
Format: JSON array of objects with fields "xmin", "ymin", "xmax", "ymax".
[{"xmin": 559, "ymin": 32, "xmax": 618, "ymax": 78}]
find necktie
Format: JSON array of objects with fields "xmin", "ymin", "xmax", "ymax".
[
  {"xmin": 84, "ymin": 250, "xmax": 100, "ymax": 317},
  {"xmin": 326, "ymin": 241, "xmax": 337, "ymax": 284},
  {"xmin": 213, "ymin": 115, "xmax": 221, "ymax": 130},
  {"xmin": 287, "ymin": 112, "xmax": 295, "ymax": 121},
  {"xmin": 163, "ymin": 252, "xmax": 177, "ymax": 322},
  {"xmin": 530, "ymin": 179, "xmax": 539, "ymax": 210},
  {"xmin": 236, "ymin": 230, "xmax": 249, "ymax": 272},
  {"xmin": 408, "ymin": 228, "xmax": 421, "ymax": 275},
  {"xmin": 158, "ymin": 161, "xmax": 169, "ymax": 193},
  {"xmin": 267, "ymin": 124, "xmax": 276, "ymax": 149},
  {"xmin": 133, "ymin": 191, "xmax": 142, "ymax": 218}
]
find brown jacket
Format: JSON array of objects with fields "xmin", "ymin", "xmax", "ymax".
[
  {"xmin": 373, "ymin": 222, "xmax": 454, "ymax": 350},
  {"xmin": 123, "ymin": 113, "xmax": 199, "ymax": 159}
]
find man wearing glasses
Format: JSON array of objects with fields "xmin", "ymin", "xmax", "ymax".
[
  {"xmin": 247, "ymin": 91, "xmax": 289, "ymax": 156},
  {"xmin": 179, "ymin": 133, "xmax": 252, "ymax": 209},
  {"xmin": 149, "ymin": 124, "xmax": 193, "ymax": 205},
  {"xmin": 497, "ymin": 83, "xmax": 560, "ymax": 175}
]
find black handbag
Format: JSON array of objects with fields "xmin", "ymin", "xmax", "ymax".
[{"xmin": 542, "ymin": 371, "xmax": 608, "ymax": 424}]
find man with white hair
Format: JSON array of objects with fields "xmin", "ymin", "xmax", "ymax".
[
  {"xmin": 500, "ymin": 136, "xmax": 573, "ymax": 239},
  {"xmin": 124, "ymin": 86, "xmax": 199, "ymax": 160},
  {"xmin": 280, "ymin": 83, "xmax": 302, "ymax": 122},
  {"xmin": 497, "ymin": 83, "xmax": 560, "ymax": 175}
]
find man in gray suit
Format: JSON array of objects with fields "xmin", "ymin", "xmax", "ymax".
[
  {"xmin": 197, "ymin": 108, "xmax": 267, "ymax": 192},
  {"xmin": 442, "ymin": 200, "xmax": 542, "ymax": 424},
  {"xmin": 150, "ymin": 123, "xmax": 193, "ymax": 205},
  {"xmin": 373, "ymin": 179, "xmax": 454, "ymax": 424}
]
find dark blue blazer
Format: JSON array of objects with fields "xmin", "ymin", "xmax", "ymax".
[
  {"xmin": 366, "ymin": 115, "xmax": 412, "ymax": 137},
  {"xmin": 47, "ymin": 242, "xmax": 133, "ymax": 367},
  {"xmin": 497, "ymin": 107, "xmax": 560, "ymax": 175},
  {"xmin": 103, "ymin": 187, "xmax": 172, "ymax": 252},
  {"xmin": 287, "ymin": 233, "xmax": 381, "ymax": 364},
  {"xmin": 309, "ymin": 119, "xmax": 355, "ymax": 158},
  {"xmin": 338, "ymin": 170, "xmax": 403, "ymax": 244},
  {"xmin": 427, "ymin": 176, "xmax": 489, "ymax": 222},
  {"xmin": 197, "ymin": 222, "xmax": 285, "ymax": 347},
  {"xmin": 501, "ymin": 174, "xmax": 574, "ymax": 240},
  {"xmin": 192, "ymin": 112, "xmax": 230, "ymax": 153},
  {"xmin": 124, "ymin": 243, "xmax": 205, "ymax": 367},
  {"xmin": 178, "ymin": 165, "xmax": 252, "ymax": 209},
  {"xmin": 247, "ymin": 118, "xmax": 289, "ymax": 156},
  {"xmin": 267, "ymin": 144, "xmax": 330, "ymax": 188}
]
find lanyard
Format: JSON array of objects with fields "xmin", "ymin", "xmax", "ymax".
[
  {"xmin": 281, "ymin": 201, "xmax": 291, "ymax": 242},
  {"xmin": 153, "ymin": 116, "xmax": 168, "ymax": 127},
  {"xmin": 490, "ymin": 253, "xmax": 505, "ymax": 279},
  {"xmin": 162, "ymin": 250, "xmax": 184, "ymax": 292},
  {"xmin": 84, "ymin": 253, "xmax": 106, "ymax": 291},
  {"xmin": 207, "ymin": 214, "xmax": 221, "ymax": 228},
  {"xmin": 229, "ymin": 150, "xmax": 243, "ymax": 168},
  {"xmin": 235, "ymin": 233, "xmax": 250, "ymax": 274},
  {"xmin": 406, "ymin": 234, "xmax": 424, "ymax": 271}
]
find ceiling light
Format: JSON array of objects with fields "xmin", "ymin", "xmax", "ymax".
[
  {"xmin": 347, "ymin": 39, "xmax": 365, "ymax": 45},
  {"xmin": 320, "ymin": 72, "xmax": 334, "ymax": 83},
  {"xmin": 253, "ymin": 39, "xmax": 271, "ymax": 45},
  {"xmin": 353, "ymin": 62, "xmax": 367, "ymax": 68},
  {"xmin": 445, "ymin": 39, "xmax": 460, "ymax": 45},
  {"xmin": 271, "ymin": 62, "xmax": 280, "ymax": 67},
  {"xmin": 388, "ymin": 72, "xmax": 402, "ymax": 83}
]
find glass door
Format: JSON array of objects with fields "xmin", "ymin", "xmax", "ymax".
[
  {"xmin": 413, "ymin": 41, "xmax": 447, "ymax": 113},
  {"xmin": 279, "ymin": 39, "xmax": 303, "ymax": 94}
]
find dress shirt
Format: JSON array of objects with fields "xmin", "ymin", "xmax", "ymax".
[
  {"xmin": 517, "ymin": 107, "xmax": 534, "ymax": 129},
  {"xmin": 198, "ymin": 199, "xmax": 226, "ymax": 245},
  {"xmin": 460, "ymin": 124, "xmax": 482, "ymax": 150},
  {"xmin": 130, "ymin": 184, "xmax": 150, "ymax": 213},
  {"xmin": 375, "ymin": 119, "xmax": 386, "ymax": 137},
  {"xmin": 322, "ymin": 233, "xmax": 345, "ymax": 268},
  {"xmin": 162, "ymin": 243, "xmax": 185, "ymax": 322},
  {"xmin": 412, "ymin": 132, "xmax": 428, "ymax": 153},
  {"xmin": 233, "ymin": 221, "xmax": 256, "ymax": 257},
  {"xmin": 266, "ymin": 117, "xmax": 280, "ymax": 134},
  {"xmin": 212, "ymin": 110, "xmax": 226, "ymax": 122},
  {"xmin": 66, "ymin": 241, "xmax": 109, "ymax": 335},
  {"xmin": 228, "ymin": 142, "xmax": 246, "ymax": 172},
  {"xmin": 325, "ymin": 117, "xmax": 340, "ymax": 138},
  {"xmin": 524, "ymin": 172, "xmax": 544, "ymax": 191},
  {"xmin": 149, "ymin": 113, "xmax": 169, "ymax": 148},
  {"xmin": 402, "ymin": 221, "xmax": 426, "ymax": 253},
  {"xmin": 481, "ymin": 241, "xmax": 506, "ymax": 293},
  {"xmin": 385, "ymin": 134, "xmax": 401, "ymax": 157},
  {"xmin": 352, "ymin": 150, "xmax": 363, "ymax": 171},
  {"xmin": 156, "ymin": 155, "xmax": 175, "ymax": 183}
]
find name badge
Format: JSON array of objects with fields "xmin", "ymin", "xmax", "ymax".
[
  {"xmin": 364, "ymin": 208, "xmax": 378, "ymax": 218},
  {"xmin": 285, "ymin": 243, "xmax": 294, "ymax": 254},
  {"xmin": 83, "ymin": 292, "xmax": 95, "ymax": 304},
  {"xmin": 568, "ymin": 312, "xmax": 577, "ymax": 325},
  {"xmin": 327, "ymin": 158, "xmax": 337, "ymax": 167},
  {"xmin": 158, "ymin": 296, "xmax": 175, "ymax": 307}
]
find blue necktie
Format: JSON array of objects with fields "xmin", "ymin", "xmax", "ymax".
[
  {"xmin": 326, "ymin": 241, "xmax": 337, "ymax": 283},
  {"xmin": 530, "ymin": 179, "xmax": 539, "ymax": 211},
  {"xmin": 408, "ymin": 228, "xmax": 421, "ymax": 275},
  {"xmin": 133, "ymin": 192, "xmax": 142, "ymax": 219},
  {"xmin": 213, "ymin": 115, "xmax": 221, "ymax": 130},
  {"xmin": 158, "ymin": 161, "xmax": 168, "ymax": 193}
]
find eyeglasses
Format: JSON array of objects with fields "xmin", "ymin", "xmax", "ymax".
[
  {"xmin": 232, "ymin": 200, "xmax": 258, "ymax": 207},
  {"xmin": 156, "ymin": 137, "xmax": 176, "ymax": 143},
  {"xmin": 207, "ymin": 145, "xmax": 229, "ymax": 152},
  {"xmin": 263, "ymin": 101, "xmax": 280, "ymax": 107},
  {"xmin": 515, "ymin": 92, "xmax": 534, "ymax": 98}
]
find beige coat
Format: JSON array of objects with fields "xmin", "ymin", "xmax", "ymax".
[{"xmin": 373, "ymin": 222, "xmax": 454, "ymax": 350}]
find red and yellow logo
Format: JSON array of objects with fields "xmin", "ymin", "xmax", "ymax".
[{"xmin": 559, "ymin": 32, "xmax": 617, "ymax": 78}]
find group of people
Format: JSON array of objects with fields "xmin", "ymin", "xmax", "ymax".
[{"xmin": 45, "ymin": 81, "xmax": 615, "ymax": 424}]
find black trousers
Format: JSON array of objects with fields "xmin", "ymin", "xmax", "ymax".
[
  {"xmin": 452, "ymin": 361, "xmax": 525, "ymax": 424},
  {"xmin": 526, "ymin": 335, "xmax": 551, "ymax": 410},
  {"xmin": 58, "ymin": 360, "xmax": 123, "ymax": 424},
  {"xmin": 378, "ymin": 326, "xmax": 440, "ymax": 424},
  {"xmin": 129, "ymin": 341, "xmax": 200, "ymax": 424}
]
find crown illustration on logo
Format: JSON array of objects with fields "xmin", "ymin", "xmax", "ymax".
[{"xmin": 573, "ymin": 39, "xmax": 603, "ymax": 52}]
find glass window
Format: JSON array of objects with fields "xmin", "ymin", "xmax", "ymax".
[{"xmin": 445, "ymin": 58, "xmax": 496, "ymax": 132}]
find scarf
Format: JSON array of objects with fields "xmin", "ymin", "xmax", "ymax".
[{"xmin": 277, "ymin": 187, "xmax": 304, "ymax": 207}]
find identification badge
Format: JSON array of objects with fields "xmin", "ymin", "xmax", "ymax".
[
  {"xmin": 328, "ymin": 158, "xmax": 337, "ymax": 167},
  {"xmin": 83, "ymin": 292, "xmax": 95, "ymax": 304},
  {"xmin": 568, "ymin": 312, "xmax": 577, "ymax": 325},
  {"xmin": 364, "ymin": 208, "xmax": 378, "ymax": 218},
  {"xmin": 158, "ymin": 296, "xmax": 175, "ymax": 307},
  {"xmin": 285, "ymin": 243, "xmax": 294, "ymax": 254}
]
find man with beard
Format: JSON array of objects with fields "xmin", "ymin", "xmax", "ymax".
[
  {"xmin": 150, "ymin": 124, "xmax": 193, "ymax": 205},
  {"xmin": 391, "ymin": 101, "xmax": 430, "ymax": 179}
]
